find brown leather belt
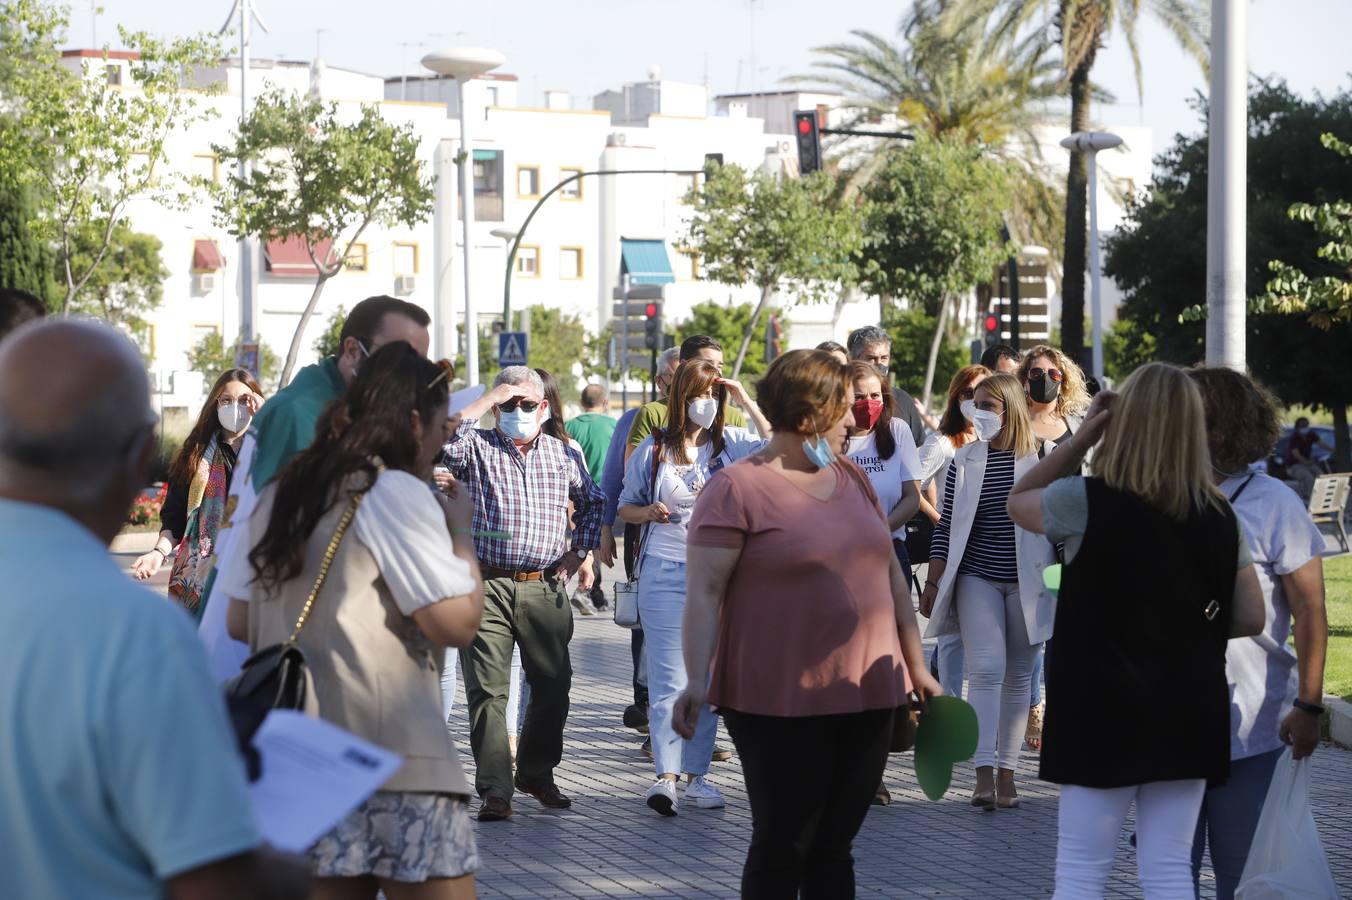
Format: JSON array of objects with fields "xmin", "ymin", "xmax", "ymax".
[{"xmin": 483, "ymin": 566, "xmax": 548, "ymax": 582}]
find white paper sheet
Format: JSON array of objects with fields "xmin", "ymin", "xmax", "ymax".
[{"xmin": 249, "ymin": 710, "xmax": 403, "ymax": 853}]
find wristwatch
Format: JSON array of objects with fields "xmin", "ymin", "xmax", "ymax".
[{"xmin": 571, "ymin": 549, "xmax": 590, "ymax": 561}]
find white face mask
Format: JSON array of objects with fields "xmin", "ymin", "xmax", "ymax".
[
  {"xmin": 217, "ymin": 401, "xmax": 252, "ymax": 434},
  {"xmin": 687, "ymin": 397, "xmax": 718, "ymax": 430},
  {"xmin": 960, "ymin": 399, "xmax": 977, "ymax": 424},
  {"xmin": 971, "ymin": 409, "xmax": 1003, "ymax": 442}
]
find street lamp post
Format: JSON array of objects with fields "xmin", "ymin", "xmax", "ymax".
[
  {"xmin": 1206, "ymin": 0, "xmax": 1247, "ymax": 370},
  {"xmin": 422, "ymin": 47, "xmax": 505, "ymax": 387},
  {"xmin": 1060, "ymin": 131, "xmax": 1122, "ymax": 381},
  {"xmin": 489, "ymin": 226, "xmax": 519, "ymax": 329}
]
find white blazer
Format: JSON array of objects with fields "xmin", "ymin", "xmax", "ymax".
[{"xmin": 923, "ymin": 440, "xmax": 1057, "ymax": 644}]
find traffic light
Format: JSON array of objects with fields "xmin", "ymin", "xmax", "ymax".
[
  {"xmin": 793, "ymin": 110, "xmax": 822, "ymax": 175},
  {"xmin": 644, "ymin": 301, "xmax": 663, "ymax": 350},
  {"xmin": 983, "ymin": 312, "xmax": 1001, "ymax": 348}
]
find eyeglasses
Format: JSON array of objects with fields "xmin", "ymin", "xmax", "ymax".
[
  {"xmin": 499, "ymin": 398, "xmax": 541, "ymax": 413},
  {"xmin": 426, "ymin": 359, "xmax": 454, "ymax": 390},
  {"xmin": 1029, "ymin": 367, "xmax": 1064, "ymax": 383}
]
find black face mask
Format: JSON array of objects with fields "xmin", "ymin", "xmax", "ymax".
[{"xmin": 1028, "ymin": 374, "xmax": 1060, "ymax": 405}]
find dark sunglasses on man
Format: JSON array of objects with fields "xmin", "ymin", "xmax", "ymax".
[{"xmin": 498, "ymin": 398, "xmax": 541, "ymax": 413}]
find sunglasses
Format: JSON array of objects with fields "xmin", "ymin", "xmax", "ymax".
[
  {"xmin": 959, "ymin": 388, "xmax": 977, "ymax": 400},
  {"xmin": 499, "ymin": 399, "xmax": 541, "ymax": 413},
  {"xmin": 426, "ymin": 359, "xmax": 454, "ymax": 390},
  {"xmin": 1029, "ymin": 367, "xmax": 1064, "ymax": 383}
]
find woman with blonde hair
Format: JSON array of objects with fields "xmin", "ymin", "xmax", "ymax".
[
  {"xmin": 919, "ymin": 373, "xmax": 1054, "ymax": 811},
  {"xmin": 1007, "ymin": 362, "xmax": 1264, "ymax": 898},
  {"xmin": 1017, "ymin": 344, "xmax": 1090, "ymax": 452}
]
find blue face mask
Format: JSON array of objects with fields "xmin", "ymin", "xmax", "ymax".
[
  {"xmin": 497, "ymin": 407, "xmax": 540, "ymax": 441},
  {"xmin": 803, "ymin": 431, "xmax": 837, "ymax": 470}
]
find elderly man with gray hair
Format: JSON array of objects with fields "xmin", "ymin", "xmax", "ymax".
[
  {"xmin": 440, "ymin": 365, "xmax": 606, "ymax": 822},
  {"xmin": 0, "ymin": 320, "xmax": 306, "ymax": 899}
]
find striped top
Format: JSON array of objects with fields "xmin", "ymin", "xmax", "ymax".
[{"xmin": 930, "ymin": 448, "xmax": 1018, "ymax": 581}]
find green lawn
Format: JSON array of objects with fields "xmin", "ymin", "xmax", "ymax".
[{"xmin": 1325, "ymin": 554, "xmax": 1352, "ymax": 703}]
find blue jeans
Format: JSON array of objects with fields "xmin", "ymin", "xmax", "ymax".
[
  {"xmin": 1191, "ymin": 746, "xmax": 1284, "ymax": 900},
  {"xmin": 931, "ymin": 636, "xmax": 965, "ymax": 699},
  {"xmin": 638, "ymin": 557, "xmax": 717, "ymax": 777},
  {"xmin": 1030, "ymin": 643, "xmax": 1044, "ymax": 708}
]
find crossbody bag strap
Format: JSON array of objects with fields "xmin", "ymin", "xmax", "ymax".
[
  {"xmin": 631, "ymin": 433, "xmax": 664, "ymax": 577},
  {"xmin": 285, "ymin": 489, "xmax": 367, "ymax": 644},
  {"xmin": 1228, "ymin": 473, "xmax": 1257, "ymax": 504}
]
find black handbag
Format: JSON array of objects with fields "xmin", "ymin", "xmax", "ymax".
[
  {"xmin": 903, "ymin": 514, "xmax": 934, "ymax": 567},
  {"xmin": 223, "ymin": 491, "xmax": 364, "ymax": 780}
]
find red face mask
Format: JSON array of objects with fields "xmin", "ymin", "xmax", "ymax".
[{"xmin": 852, "ymin": 398, "xmax": 883, "ymax": 430}]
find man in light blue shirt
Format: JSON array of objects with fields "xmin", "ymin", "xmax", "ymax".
[{"xmin": 0, "ymin": 321, "xmax": 304, "ymax": 899}]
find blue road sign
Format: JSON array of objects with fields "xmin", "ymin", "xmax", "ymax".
[{"xmin": 498, "ymin": 331, "xmax": 528, "ymax": 367}]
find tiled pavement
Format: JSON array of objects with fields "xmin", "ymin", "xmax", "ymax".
[{"xmin": 456, "ymin": 616, "xmax": 1352, "ymax": 899}]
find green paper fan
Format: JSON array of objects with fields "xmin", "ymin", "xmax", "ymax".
[{"xmin": 914, "ymin": 695, "xmax": 980, "ymax": 801}]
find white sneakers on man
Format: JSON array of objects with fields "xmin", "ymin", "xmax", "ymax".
[
  {"xmin": 645, "ymin": 778, "xmax": 678, "ymax": 816},
  {"xmin": 683, "ymin": 776, "xmax": 726, "ymax": 809}
]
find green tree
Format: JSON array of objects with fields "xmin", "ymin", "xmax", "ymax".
[
  {"xmin": 682, "ymin": 164, "xmax": 860, "ymax": 377},
  {"xmin": 1105, "ymin": 81, "xmax": 1352, "ymax": 468},
  {"xmin": 186, "ymin": 332, "xmax": 280, "ymax": 390},
  {"xmin": 312, "ymin": 305, "xmax": 347, "ymax": 359},
  {"xmin": 884, "ymin": 307, "xmax": 968, "ymax": 402},
  {"xmin": 473, "ymin": 307, "xmax": 589, "ymax": 403},
  {"xmin": 61, "ymin": 221, "xmax": 167, "ymax": 350},
  {"xmin": 801, "ymin": 0, "xmax": 1065, "ymax": 254},
  {"xmin": 858, "ymin": 136, "xmax": 1016, "ymax": 405},
  {"xmin": 0, "ymin": 0, "xmax": 219, "ymax": 314},
  {"xmin": 976, "ymin": 0, "xmax": 1208, "ymax": 359},
  {"xmin": 0, "ymin": 181, "xmax": 54, "ymax": 305},
  {"xmin": 675, "ymin": 300, "xmax": 791, "ymax": 381},
  {"xmin": 212, "ymin": 90, "xmax": 435, "ymax": 386}
]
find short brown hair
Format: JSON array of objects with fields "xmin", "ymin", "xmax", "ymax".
[
  {"xmin": 340, "ymin": 295, "xmax": 431, "ymax": 347},
  {"xmin": 756, "ymin": 349, "xmax": 849, "ymax": 435},
  {"xmin": 1188, "ymin": 366, "xmax": 1283, "ymax": 474}
]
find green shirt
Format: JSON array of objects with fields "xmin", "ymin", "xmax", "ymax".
[
  {"xmin": 626, "ymin": 400, "xmax": 747, "ymax": 451},
  {"xmin": 249, "ymin": 356, "xmax": 346, "ymax": 486},
  {"xmin": 564, "ymin": 412, "xmax": 617, "ymax": 478}
]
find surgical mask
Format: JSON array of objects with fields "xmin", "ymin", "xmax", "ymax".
[
  {"xmin": 960, "ymin": 399, "xmax": 978, "ymax": 424},
  {"xmin": 851, "ymin": 398, "xmax": 883, "ymax": 431},
  {"xmin": 1028, "ymin": 374, "xmax": 1061, "ymax": 405},
  {"xmin": 971, "ymin": 410, "xmax": 1004, "ymax": 442},
  {"xmin": 497, "ymin": 407, "xmax": 540, "ymax": 442},
  {"xmin": 687, "ymin": 398, "xmax": 718, "ymax": 430},
  {"xmin": 217, "ymin": 401, "xmax": 252, "ymax": 434},
  {"xmin": 802, "ymin": 426, "xmax": 837, "ymax": 470}
]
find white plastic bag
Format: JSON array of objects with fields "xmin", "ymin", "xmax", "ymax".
[{"xmin": 1234, "ymin": 750, "xmax": 1340, "ymax": 899}]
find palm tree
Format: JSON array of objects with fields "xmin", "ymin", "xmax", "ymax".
[{"xmin": 968, "ymin": 0, "xmax": 1208, "ymax": 360}]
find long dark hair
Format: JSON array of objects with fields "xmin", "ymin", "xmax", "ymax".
[
  {"xmin": 657, "ymin": 359, "xmax": 726, "ymax": 464},
  {"xmin": 534, "ymin": 367, "xmax": 570, "ymax": 443},
  {"xmin": 250, "ymin": 343, "xmax": 449, "ymax": 590},
  {"xmin": 169, "ymin": 368, "xmax": 262, "ymax": 484},
  {"xmin": 846, "ymin": 360, "xmax": 897, "ymax": 461}
]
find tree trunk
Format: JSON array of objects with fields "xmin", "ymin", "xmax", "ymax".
[
  {"xmin": 279, "ymin": 274, "xmax": 331, "ymax": 387},
  {"xmin": 1332, "ymin": 401, "xmax": 1351, "ymax": 472},
  {"xmin": 1061, "ymin": 58, "xmax": 1093, "ymax": 366},
  {"xmin": 732, "ymin": 283, "xmax": 775, "ymax": 379},
  {"xmin": 921, "ymin": 294, "xmax": 951, "ymax": 411}
]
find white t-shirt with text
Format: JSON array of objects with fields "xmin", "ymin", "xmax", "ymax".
[{"xmin": 846, "ymin": 419, "xmax": 922, "ymax": 540}]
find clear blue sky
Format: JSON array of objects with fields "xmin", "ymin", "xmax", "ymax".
[{"xmin": 78, "ymin": 0, "xmax": 1352, "ymax": 158}]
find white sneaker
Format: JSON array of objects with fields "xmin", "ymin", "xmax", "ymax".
[
  {"xmin": 684, "ymin": 776, "xmax": 725, "ymax": 809},
  {"xmin": 645, "ymin": 778, "xmax": 678, "ymax": 816},
  {"xmin": 570, "ymin": 589, "xmax": 595, "ymax": 616}
]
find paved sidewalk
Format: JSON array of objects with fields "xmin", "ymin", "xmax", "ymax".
[{"xmin": 455, "ymin": 617, "xmax": 1352, "ymax": 899}]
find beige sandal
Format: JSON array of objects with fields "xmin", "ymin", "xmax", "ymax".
[{"xmin": 1024, "ymin": 701, "xmax": 1045, "ymax": 753}]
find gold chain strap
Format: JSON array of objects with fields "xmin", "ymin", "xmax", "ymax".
[{"xmin": 285, "ymin": 491, "xmax": 365, "ymax": 645}]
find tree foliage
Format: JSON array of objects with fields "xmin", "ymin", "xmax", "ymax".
[
  {"xmin": 212, "ymin": 90, "xmax": 435, "ymax": 385},
  {"xmin": 1104, "ymin": 80, "xmax": 1352, "ymax": 467},
  {"xmin": 186, "ymin": 332, "xmax": 279, "ymax": 389},
  {"xmin": 676, "ymin": 300, "xmax": 790, "ymax": 381},
  {"xmin": 472, "ymin": 307, "xmax": 588, "ymax": 404},
  {"xmin": 0, "ymin": 0, "xmax": 219, "ymax": 314},
  {"xmin": 0, "ymin": 181, "xmax": 54, "ymax": 306},
  {"xmin": 883, "ymin": 307, "xmax": 969, "ymax": 399},
  {"xmin": 682, "ymin": 164, "xmax": 859, "ymax": 376},
  {"xmin": 312, "ymin": 305, "xmax": 347, "ymax": 359},
  {"xmin": 62, "ymin": 221, "xmax": 167, "ymax": 351}
]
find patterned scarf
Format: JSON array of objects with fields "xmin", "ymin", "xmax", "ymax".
[{"xmin": 168, "ymin": 438, "xmax": 230, "ymax": 620}]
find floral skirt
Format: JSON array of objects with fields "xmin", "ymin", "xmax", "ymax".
[{"xmin": 310, "ymin": 791, "xmax": 478, "ymax": 882}]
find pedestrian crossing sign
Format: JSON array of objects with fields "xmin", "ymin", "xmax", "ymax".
[{"xmin": 498, "ymin": 331, "xmax": 528, "ymax": 367}]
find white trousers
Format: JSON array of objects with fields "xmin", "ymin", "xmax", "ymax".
[
  {"xmin": 1054, "ymin": 780, "xmax": 1207, "ymax": 899},
  {"xmin": 955, "ymin": 575, "xmax": 1038, "ymax": 770}
]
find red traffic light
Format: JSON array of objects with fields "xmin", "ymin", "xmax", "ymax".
[
  {"xmin": 984, "ymin": 314, "xmax": 999, "ymax": 333},
  {"xmin": 644, "ymin": 303, "xmax": 659, "ymax": 318},
  {"xmin": 798, "ymin": 117, "xmax": 813, "ymax": 135}
]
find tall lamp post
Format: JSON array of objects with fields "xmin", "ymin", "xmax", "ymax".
[
  {"xmin": 1060, "ymin": 131, "xmax": 1122, "ymax": 381},
  {"xmin": 489, "ymin": 226, "xmax": 519, "ymax": 328},
  {"xmin": 422, "ymin": 47, "xmax": 505, "ymax": 387},
  {"xmin": 1206, "ymin": 0, "xmax": 1246, "ymax": 370}
]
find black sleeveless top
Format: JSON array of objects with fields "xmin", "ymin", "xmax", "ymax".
[{"xmin": 1039, "ymin": 478, "xmax": 1239, "ymax": 789}]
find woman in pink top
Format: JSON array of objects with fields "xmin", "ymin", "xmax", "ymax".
[{"xmin": 675, "ymin": 349, "xmax": 941, "ymax": 899}]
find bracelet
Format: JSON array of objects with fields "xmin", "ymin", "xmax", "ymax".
[
  {"xmin": 924, "ymin": 580, "xmax": 939, "ymax": 590},
  {"xmin": 153, "ymin": 547, "xmax": 169, "ymax": 560},
  {"xmin": 1293, "ymin": 698, "xmax": 1325, "ymax": 716}
]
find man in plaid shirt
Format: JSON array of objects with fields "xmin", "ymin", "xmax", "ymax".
[{"xmin": 441, "ymin": 366, "xmax": 605, "ymax": 822}]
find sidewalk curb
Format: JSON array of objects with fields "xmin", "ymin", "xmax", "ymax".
[
  {"xmin": 110, "ymin": 531, "xmax": 158, "ymax": 554},
  {"xmin": 1325, "ymin": 696, "xmax": 1352, "ymax": 750}
]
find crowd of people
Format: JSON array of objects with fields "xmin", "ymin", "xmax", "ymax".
[{"xmin": 0, "ymin": 285, "xmax": 1334, "ymax": 900}]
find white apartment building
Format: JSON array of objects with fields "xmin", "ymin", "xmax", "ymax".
[{"xmin": 61, "ymin": 49, "xmax": 1150, "ymax": 414}]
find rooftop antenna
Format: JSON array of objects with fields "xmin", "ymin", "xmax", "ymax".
[{"xmin": 218, "ymin": 0, "xmax": 270, "ymax": 353}]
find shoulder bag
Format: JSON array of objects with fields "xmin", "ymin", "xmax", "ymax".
[
  {"xmin": 223, "ymin": 490, "xmax": 365, "ymax": 780},
  {"xmin": 613, "ymin": 434, "xmax": 663, "ymax": 629}
]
